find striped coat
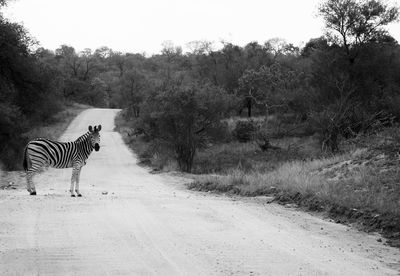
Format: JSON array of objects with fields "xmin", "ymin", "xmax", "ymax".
[{"xmin": 23, "ymin": 125, "xmax": 101, "ymax": 196}]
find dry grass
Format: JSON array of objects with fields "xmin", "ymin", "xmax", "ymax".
[
  {"xmin": 191, "ymin": 153, "xmax": 349, "ymax": 195},
  {"xmin": 223, "ymin": 116, "xmax": 266, "ymax": 133},
  {"xmin": 190, "ymin": 149, "xmax": 400, "ymax": 216},
  {"xmin": 193, "ymin": 136, "xmax": 320, "ymax": 174},
  {"xmin": 326, "ymin": 167, "xmax": 400, "ymax": 215}
]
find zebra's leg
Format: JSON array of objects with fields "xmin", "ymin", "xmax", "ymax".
[
  {"xmin": 26, "ymin": 171, "xmax": 32, "ymax": 193},
  {"xmin": 75, "ymin": 168, "xmax": 82, "ymax": 197},
  {"xmin": 70, "ymin": 168, "xmax": 78, "ymax": 197},
  {"xmin": 26, "ymin": 170, "xmax": 36, "ymax": 195}
]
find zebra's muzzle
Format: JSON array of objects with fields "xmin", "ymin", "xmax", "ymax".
[{"xmin": 94, "ymin": 143, "xmax": 100, "ymax": 151}]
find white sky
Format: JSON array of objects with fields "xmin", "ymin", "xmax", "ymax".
[{"xmin": 3, "ymin": 0, "xmax": 400, "ymax": 55}]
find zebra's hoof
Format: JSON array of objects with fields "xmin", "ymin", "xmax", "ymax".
[
  {"xmin": 71, "ymin": 194, "xmax": 76, "ymax": 197},
  {"xmin": 30, "ymin": 191, "xmax": 36, "ymax": 195},
  {"xmin": 77, "ymin": 194, "xmax": 82, "ymax": 197}
]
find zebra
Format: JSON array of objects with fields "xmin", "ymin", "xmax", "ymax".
[{"xmin": 23, "ymin": 125, "xmax": 102, "ymax": 197}]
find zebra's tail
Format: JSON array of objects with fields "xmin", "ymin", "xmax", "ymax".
[{"xmin": 23, "ymin": 145, "xmax": 31, "ymax": 171}]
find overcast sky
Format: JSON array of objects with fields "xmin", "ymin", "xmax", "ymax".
[{"xmin": 3, "ymin": 0, "xmax": 400, "ymax": 55}]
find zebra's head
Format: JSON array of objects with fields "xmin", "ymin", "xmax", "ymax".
[{"xmin": 88, "ymin": 125, "xmax": 102, "ymax": 151}]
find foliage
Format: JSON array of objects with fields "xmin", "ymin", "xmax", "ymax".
[
  {"xmin": 2, "ymin": 0, "xmax": 400, "ymax": 170},
  {"xmin": 233, "ymin": 120, "xmax": 259, "ymax": 143},
  {"xmin": 237, "ymin": 62, "xmax": 307, "ymax": 117},
  {"xmin": 117, "ymin": 69, "xmax": 151, "ymax": 116},
  {"xmin": 138, "ymin": 81, "xmax": 235, "ymax": 172},
  {"xmin": 319, "ymin": 0, "xmax": 399, "ymax": 62},
  {"xmin": 0, "ymin": 10, "xmax": 66, "ymax": 169}
]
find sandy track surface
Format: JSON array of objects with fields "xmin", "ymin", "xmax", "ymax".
[{"xmin": 0, "ymin": 108, "xmax": 399, "ymax": 275}]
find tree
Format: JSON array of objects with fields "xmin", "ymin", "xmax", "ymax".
[
  {"xmin": 301, "ymin": 37, "xmax": 330, "ymax": 57},
  {"xmin": 94, "ymin": 46, "xmax": 112, "ymax": 59},
  {"xmin": 119, "ymin": 69, "xmax": 150, "ymax": 117},
  {"xmin": 237, "ymin": 68, "xmax": 262, "ymax": 117},
  {"xmin": 309, "ymin": 73, "xmax": 357, "ymax": 152},
  {"xmin": 156, "ymin": 41, "xmax": 189, "ymax": 85},
  {"xmin": 85, "ymin": 77, "xmax": 109, "ymax": 107},
  {"xmin": 186, "ymin": 40, "xmax": 218, "ymax": 82},
  {"xmin": 243, "ymin": 41, "xmax": 273, "ymax": 70},
  {"xmin": 80, "ymin": 48, "xmax": 96, "ymax": 81},
  {"xmin": 98, "ymin": 71, "xmax": 120, "ymax": 108},
  {"xmin": 55, "ymin": 45, "xmax": 82, "ymax": 78},
  {"xmin": 237, "ymin": 63, "xmax": 304, "ymax": 117},
  {"xmin": 319, "ymin": 0, "xmax": 399, "ymax": 63},
  {"xmin": 186, "ymin": 41, "xmax": 222, "ymax": 86},
  {"xmin": 140, "ymin": 82, "xmax": 235, "ymax": 172},
  {"xmin": 186, "ymin": 40, "xmax": 213, "ymax": 55},
  {"xmin": 219, "ymin": 42, "xmax": 245, "ymax": 93},
  {"xmin": 0, "ymin": 12, "xmax": 64, "ymax": 169},
  {"xmin": 264, "ymin": 38, "xmax": 300, "ymax": 59},
  {"xmin": 109, "ymin": 51, "xmax": 126, "ymax": 77}
]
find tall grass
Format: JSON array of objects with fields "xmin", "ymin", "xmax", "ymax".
[
  {"xmin": 192, "ymin": 137, "xmax": 320, "ymax": 174},
  {"xmin": 190, "ymin": 150, "xmax": 400, "ymax": 216},
  {"xmin": 327, "ymin": 167, "xmax": 400, "ymax": 215},
  {"xmin": 191, "ymin": 153, "xmax": 348, "ymax": 195}
]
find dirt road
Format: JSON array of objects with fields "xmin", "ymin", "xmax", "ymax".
[{"xmin": 0, "ymin": 108, "xmax": 399, "ymax": 275}]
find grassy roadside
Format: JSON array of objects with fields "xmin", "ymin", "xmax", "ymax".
[
  {"xmin": 189, "ymin": 145, "xmax": 400, "ymax": 247},
  {"xmin": 0, "ymin": 103, "xmax": 90, "ymax": 188},
  {"xmin": 113, "ymin": 110, "xmax": 159, "ymax": 166},
  {"xmin": 115, "ymin": 110, "xmax": 400, "ymax": 247},
  {"xmin": 114, "ymin": 110, "xmax": 320, "ymax": 173}
]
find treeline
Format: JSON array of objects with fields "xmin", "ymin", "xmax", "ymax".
[
  {"xmin": 0, "ymin": 1, "xmax": 66, "ymax": 169},
  {"xmin": 1, "ymin": 0, "xmax": 400, "ymax": 171}
]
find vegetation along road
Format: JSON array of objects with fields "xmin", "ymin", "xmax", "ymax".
[{"xmin": 0, "ymin": 108, "xmax": 399, "ymax": 275}]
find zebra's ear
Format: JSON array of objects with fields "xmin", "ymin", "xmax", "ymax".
[
  {"xmin": 97, "ymin": 125, "xmax": 102, "ymax": 132},
  {"xmin": 88, "ymin": 125, "xmax": 93, "ymax": 132}
]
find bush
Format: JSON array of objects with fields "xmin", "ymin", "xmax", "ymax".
[
  {"xmin": 0, "ymin": 14, "xmax": 66, "ymax": 169},
  {"xmin": 0, "ymin": 102, "xmax": 27, "ymax": 170},
  {"xmin": 233, "ymin": 120, "xmax": 259, "ymax": 142},
  {"xmin": 205, "ymin": 121, "xmax": 233, "ymax": 143},
  {"xmin": 139, "ymin": 81, "xmax": 235, "ymax": 172}
]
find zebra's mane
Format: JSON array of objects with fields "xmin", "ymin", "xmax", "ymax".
[{"xmin": 75, "ymin": 132, "xmax": 91, "ymax": 143}]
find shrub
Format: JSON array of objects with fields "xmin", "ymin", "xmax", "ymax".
[
  {"xmin": 139, "ymin": 81, "xmax": 236, "ymax": 172},
  {"xmin": 233, "ymin": 120, "xmax": 259, "ymax": 142},
  {"xmin": 0, "ymin": 102, "xmax": 27, "ymax": 170},
  {"xmin": 0, "ymin": 14, "xmax": 65, "ymax": 169},
  {"xmin": 205, "ymin": 121, "xmax": 233, "ymax": 143}
]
